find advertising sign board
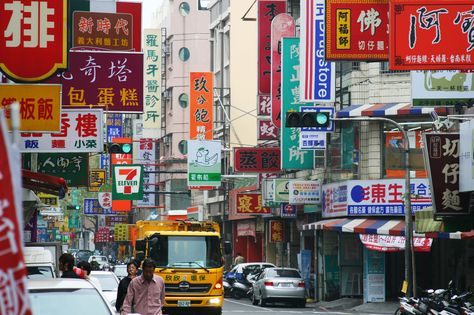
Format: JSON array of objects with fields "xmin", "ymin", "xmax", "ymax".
[
  {"xmin": 112, "ymin": 164, "xmax": 144, "ymax": 200},
  {"xmin": 189, "ymin": 72, "xmax": 213, "ymax": 140},
  {"xmin": 143, "ymin": 29, "xmax": 162, "ymax": 130},
  {"xmin": 289, "ymin": 180, "xmax": 322, "ymax": 204},
  {"xmin": 236, "ymin": 193, "xmax": 272, "ymax": 215},
  {"xmin": 234, "ymin": 147, "xmax": 281, "ymax": 173},
  {"xmin": 322, "ymin": 181, "xmax": 348, "ymax": 218},
  {"xmin": 187, "ymin": 140, "xmax": 221, "ymax": 187}
]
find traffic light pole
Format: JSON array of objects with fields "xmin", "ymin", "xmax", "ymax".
[{"xmin": 333, "ymin": 116, "xmax": 416, "ymax": 297}]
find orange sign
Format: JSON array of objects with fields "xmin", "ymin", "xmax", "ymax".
[
  {"xmin": 0, "ymin": 84, "xmax": 61, "ymax": 131},
  {"xmin": 270, "ymin": 220, "xmax": 284, "ymax": 243},
  {"xmin": 190, "ymin": 72, "xmax": 213, "ymax": 140}
]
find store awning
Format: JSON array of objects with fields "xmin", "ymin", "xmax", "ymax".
[
  {"xmin": 336, "ymin": 103, "xmax": 449, "ymax": 118},
  {"xmin": 22, "ymin": 170, "xmax": 68, "ymax": 198},
  {"xmin": 301, "ymin": 218, "xmax": 474, "ymax": 240}
]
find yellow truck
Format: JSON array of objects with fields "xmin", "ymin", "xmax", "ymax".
[{"xmin": 134, "ymin": 220, "xmax": 231, "ymax": 315}]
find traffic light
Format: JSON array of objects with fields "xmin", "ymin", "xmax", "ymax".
[
  {"xmin": 285, "ymin": 111, "xmax": 330, "ymax": 128},
  {"xmin": 107, "ymin": 138, "xmax": 133, "ymax": 154}
]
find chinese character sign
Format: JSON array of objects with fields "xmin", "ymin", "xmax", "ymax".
[
  {"xmin": 106, "ymin": 113, "xmax": 122, "ymax": 143},
  {"xmin": 0, "ymin": 84, "xmax": 61, "ymax": 132},
  {"xmin": 236, "ymin": 193, "xmax": 271, "ymax": 215},
  {"xmin": 0, "ymin": 0, "xmax": 67, "ymax": 82},
  {"xmin": 258, "ymin": 0, "xmax": 286, "ymax": 94},
  {"xmin": 347, "ymin": 179, "xmax": 432, "ymax": 215},
  {"xmin": 271, "ymin": 13, "xmax": 295, "ymax": 128},
  {"xmin": 0, "ymin": 112, "xmax": 33, "ymax": 314},
  {"xmin": 281, "ymin": 37, "xmax": 314, "ymax": 170},
  {"xmin": 20, "ymin": 109, "xmax": 103, "ymax": 153},
  {"xmin": 269, "ymin": 220, "xmax": 284, "ymax": 242},
  {"xmin": 83, "ymin": 198, "xmax": 113, "ymax": 215},
  {"xmin": 89, "ymin": 169, "xmax": 106, "ymax": 192},
  {"xmin": 326, "ymin": 0, "xmax": 389, "ymax": 60},
  {"xmin": 258, "ymin": 94, "xmax": 271, "ymax": 116},
  {"xmin": 390, "ymin": 0, "xmax": 474, "ymax": 70},
  {"xmin": 190, "ymin": 72, "xmax": 213, "ymax": 140},
  {"xmin": 143, "ymin": 29, "xmax": 162, "ymax": 130},
  {"xmin": 188, "ymin": 140, "xmax": 221, "ymax": 187},
  {"xmin": 423, "ymin": 133, "xmax": 471, "ymax": 216},
  {"xmin": 51, "ymin": 51, "xmax": 143, "ymax": 112},
  {"xmin": 300, "ymin": 0, "xmax": 336, "ymax": 101},
  {"xmin": 322, "ymin": 181, "xmax": 348, "ymax": 218},
  {"xmin": 289, "ymin": 180, "xmax": 322, "ymax": 204},
  {"xmin": 72, "ymin": 12, "xmax": 133, "ymax": 51},
  {"xmin": 134, "ymin": 138, "xmax": 156, "ymax": 207},
  {"xmin": 234, "ymin": 147, "xmax": 281, "ymax": 172},
  {"xmin": 35, "ymin": 153, "xmax": 89, "ymax": 186},
  {"xmin": 258, "ymin": 119, "xmax": 278, "ymax": 140}
]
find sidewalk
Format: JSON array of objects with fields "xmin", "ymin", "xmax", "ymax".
[{"xmin": 306, "ymin": 297, "xmax": 398, "ymax": 314}]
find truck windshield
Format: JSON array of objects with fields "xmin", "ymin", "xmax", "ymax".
[{"xmin": 148, "ymin": 236, "xmax": 222, "ymax": 269}]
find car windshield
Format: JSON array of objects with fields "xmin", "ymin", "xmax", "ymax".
[
  {"xmin": 29, "ymin": 288, "xmax": 112, "ymax": 315},
  {"xmin": 92, "ymin": 274, "xmax": 119, "ymax": 291},
  {"xmin": 267, "ymin": 269, "xmax": 301, "ymax": 278},
  {"xmin": 148, "ymin": 235, "xmax": 223, "ymax": 269},
  {"xmin": 76, "ymin": 251, "xmax": 92, "ymax": 262},
  {"xmin": 27, "ymin": 266, "xmax": 54, "ymax": 279}
]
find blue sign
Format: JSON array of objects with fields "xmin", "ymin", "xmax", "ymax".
[
  {"xmin": 100, "ymin": 154, "xmax": 110, "ymax": 169},
  {"xmin": 280, "ymin": 203, "xmax": 297, "ymax": 218},
  {"xmin": 107, "ymin": 125, "xmax": 123, "ymax": 143},
  {"xmin": 83, "ymin": 198, "xmax": 113, "ymax": 215}
]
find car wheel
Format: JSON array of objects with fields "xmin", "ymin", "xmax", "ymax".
[{"xmin": 251, "ymin": 292, "xmax": 258, "ymax": 305}]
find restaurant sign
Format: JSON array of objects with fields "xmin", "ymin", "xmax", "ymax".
[
  {"xmin": 390, "ymin": 0, "xmax": 474, "ymax": 70},
  {"xmin": 236, "ymin": 193, "xmax": 272, "ymax": 215},
  {"xmin": 258, "ymin": 119, "xmax": 278, "ymax": 140},
  {"xmin": 326, "ymin": 0, "xmax": 389, "ymax": 60},
  {"xmin": 234, "ymin": 147, "xmax": 281, "ymax": 173}
]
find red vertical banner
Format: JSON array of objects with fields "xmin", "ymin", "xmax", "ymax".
[
  {"xmin": 190, "ymin": 72, "xmax": 213, "ymax": 140},
  {"xmin": 258, "ymin": 0, "xmax": 287, "ymax": 94},
  {"xmin": 0, "ymin": 114, "xmax": 33, "ymax": 314},
  {"xmin": 270, "ymin": 13, "xmax": 295, "ymax": 128},
  {"xmin": 269, "ymin": 220, "xmax": 284, "ymax": 243}
]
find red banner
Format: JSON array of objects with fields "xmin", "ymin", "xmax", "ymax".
[
  {"xmin": 390, "ymin": 0, "xmax": 474, "ymax": 70},
  {"xmin": 258, "ymin": 0, "xmax": 286, "ymax": 94},
  {"xmin": 234, "ymin": 147, "xmax": 281, "ymax": 173},
  {"xmin": 258, "ymin": 94, "xmax": 271, "ymax": 116},
  {"xmin": 258, "ymin": 119, "xmax": 278, "ymax": 140},
  {"xmin": 0, "ymin": 114, "xmax": 32, "ymax": 314},
  {"xmin": 236, "ymin": 193, "xmax": 271, "ymax": 215},
  {"xmin": 326, "ymin": 0, "xmax": 389, "ymax": 60},
  {"xmin": 359, "ymin": 234, "xmax": 433, "ymax": 252},
  {"xmin": 0, "ymin": 0, "xmax": 68, "ymax": 81},
  {"xmin": 269, "ymin": 220, "xmax": 284, "ymax": 242}
]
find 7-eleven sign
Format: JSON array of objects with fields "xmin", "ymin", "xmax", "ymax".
[{"xmin": 112, "ymin": 165, "xmax": 144, "ymax": 200}]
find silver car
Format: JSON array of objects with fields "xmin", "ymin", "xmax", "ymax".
[{"xmin": 251, "ymin": 267, "xmax": 306, "ymax": 308}]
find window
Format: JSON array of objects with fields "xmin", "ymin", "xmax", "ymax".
[
  {"xmin": 380, "ymin": 61, "xmax": 409, "ymax": 74},
  {"xmin": 179, "ymin": 2, "xmax": 190, "ymax": 16},
  {"xmin": 178, "ymin": 140, "xmax": 188, "ymax": 154},
  {"xmin": 178, "ymin": 93, "xmax": 188, "ymax": 108},
  {"xmin": 198, "ymin": 0, "xmax": 210, "ymax": 10},
  {"xmin": 179, "ymin": 47, "xmax": 190, "ymax": 61}
]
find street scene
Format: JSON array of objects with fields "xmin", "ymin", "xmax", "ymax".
[{"xmin": 1, "ymin": 0, "xmax": 474, "ymax": 315}]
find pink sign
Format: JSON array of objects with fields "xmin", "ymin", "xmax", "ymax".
[
  {"xmin": 271, "ymin": 13, "xmax": 295, "ymax": 128},
  {"xmin": 258, "ymin": 0, "xmax": 287, "ymax": 94},
  {"xmin": 0, "ymin": 115, "xmax": 32, "ymax": 314},
  {"xmin": 258, "ymin": 94, "xmax": 271, "ymax": 116},
  {"xmin": 258, "ymin": 118, "xmax": 278, "ymax": 140},
  {"xmin": 359, "ymin": 234, "xmax": 433, "ymax": 252}
]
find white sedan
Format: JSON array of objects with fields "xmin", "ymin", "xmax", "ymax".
[
  {"xmin": 90, "ymin": 271, "xmax": 120, "ymax": 309},
  {"xmin": 28, "ymin": 278, "xmax": 115, "ymax": 314}
]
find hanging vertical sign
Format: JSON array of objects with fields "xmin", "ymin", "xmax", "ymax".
[
  {"xmin": 112, "ymin": 164, "xmax": 144, "ymax": 200},
  {"xmin": 281, "ymin": 37, "xmax": 314, "ymax": 169},
  {"xmin": 258, "ymin": 94, "xmax": 271, "ymax": 116},
  {"xmin": 258, "ymin": 0, "xmax": 287, "ymax": 94},
  {"xmin": 135, "ymin": 138, "xmax": 156, "ymax": 207},
  {"xmin": 143, "ymin": 29, "xmax": 162, "ymax": 130},
  {"xmin": 190, "ymin": 72, "xmax": 213, "ymax": 140},
  {"xmin": 300, "ymin": 0, "xmax": 336, "ymax": 102},
  {"xmin": 269, "ymin": 220, "xmax": 284, "ymax": 242},
  {"xmin": 270, "ymin": 13, "xmax": 295, "ymax": 128},
  {"xmin": 187, "ymin": 140, "xmax": 221, "ymax": 187}
]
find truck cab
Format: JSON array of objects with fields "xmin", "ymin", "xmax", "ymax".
[{"xmin": 24, "ymin": 246, "xmax": 56, "ymax": 279}]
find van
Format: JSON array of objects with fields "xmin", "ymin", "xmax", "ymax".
[{"xmin": 24, "ymin": 247, "xmax": 56, "ymax": 279}]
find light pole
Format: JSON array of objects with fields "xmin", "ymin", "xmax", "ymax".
[{"xmin": 333, "ymin": 116, "xmax": 415, "ymax": 297}]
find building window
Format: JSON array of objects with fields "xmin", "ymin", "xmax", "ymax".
[
  {"xmin": 198, "ymin": 0, "xmax": 210, "ymax": 10},
  {"xmin": 178, "ymin": 93, "xmax": 188, "ymax": 108},
  {"xmin": 179, "ymin": 2, "xmax": 190, "ymax": 16},
  {"xmin": 178, "ymin": 140, "xmax": 188, "ymax": 155},
  {"xmin": 380, "ymin": 61, "xmax": 409, "ymax": 74},
  {"xmin": 179, "ymin": 47, "xmax": 190, "ymax": 62}
]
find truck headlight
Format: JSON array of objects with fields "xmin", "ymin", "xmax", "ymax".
[{"xmin": 209, "ymin": 298, "xmax": 221, "ymax": 304}]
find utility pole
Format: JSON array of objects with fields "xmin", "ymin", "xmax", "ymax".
[{"xmin": 333, "ymin": 116, "xmax": 416, "ymax": 297}]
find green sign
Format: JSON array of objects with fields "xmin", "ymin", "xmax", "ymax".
[
  {"xmin": 341, "ymin": 124, "xmax": 355, "ymax": 170},
  {"xmin": 23, "ymin": 153, "xmax": 89, "ymax": 187},
  {"xmin": 187, "ymin": 140, "xmax": 221, "ymax": 187},
  {"xmin": 281, "ymin": 37, "xmax": 314, "ymax": 169},
  {"xmin": 112, "ymin": 165, "xmax": 144, "ymax": 200},
  {"xmin": 273, "ymin": 179, "xmax": 290, "ymax": 203}
]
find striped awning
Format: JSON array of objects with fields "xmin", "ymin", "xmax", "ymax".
[
  {"xmin": 336, "ymin": 103, "xmax": 448, "ymax": 118},
  {"xmin": 301, "ymin": 218, "xmax": 474, "ymax": 240}
]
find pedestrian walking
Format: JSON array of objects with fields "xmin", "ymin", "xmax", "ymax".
[
  {"xmin": 59, "ymin": 253, "xmax": 80, "ymax": 278},
  {"xmin": 115, "ymin": 261, "xmax": 139, "ymax": 313},
  {"xmin": 121, "ymin": 258, "xmax": 165, "ymax": 315},
  {"xmin": 233, "ymin": 252, "xmax": 245, "ymax": 266}
]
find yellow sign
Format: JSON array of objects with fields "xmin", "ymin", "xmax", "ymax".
[
  {"xmin": 114, "ymin": 224, "xmax": 129, "ymax": 241},
  {"xmin": 89, "ymin": 169, "xmax": 106, "ymax": 192},
  {"xmin": 0, "ymin": 84, "xmax": 61, "ymax": 132},
  {"xmin": 37, "ymin": 192, "xmax": 59, "ymax": 207},
  {"xmin": 401, "ymin": 280, "xmax": 408, "ymax": 294},
  {"xmin": 336, "ymin": 9, "xmax": 351, "ymax": 50}
]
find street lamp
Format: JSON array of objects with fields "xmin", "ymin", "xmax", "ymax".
[{"xmin": 333, "ymin": 116, "xmax": 416, "ymax": 297}]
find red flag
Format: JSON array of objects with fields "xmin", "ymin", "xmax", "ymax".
[{"xmin": 0, "ymin": 113, "xmax": 32, "ymax": 314}]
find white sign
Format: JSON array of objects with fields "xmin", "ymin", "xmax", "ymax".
[
  {"xmin": 289, "ymin": 180, "xmax": 321, "ymax": 204},
  {"xmin": 459, "ymin": 120, "xmax": 474, "ymax": 192},
  {"xmin": 262, "ymin": 179, "xmax": 275, "ymax": 204},
  {"xmin": 98, "ymin": 192, "xmax": 112, "ymax": 209},
  {"xmin": 322, "ymin": 181, "xmax": 348, "ymax": 218},
  {"xmin": 236, "ymin": 220, "xmax": 256, "ymax": 237},
  {"xmin": 134, "ymin": 139, "xmax": 156, "ymax": 207},
  {"xmin": 143, "ymin": 29, "xmax": 162, "ymax": 131},
  {"xmin": 19, "ymin": 109, "xmax": 103, "ymax": 152},
  {"xmin": 299, "ymin": 132, "xmax": 326, "ymax": 150}
]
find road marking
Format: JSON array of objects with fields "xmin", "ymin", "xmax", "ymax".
[{"xmin": 224, "ymin": 298, "xmax": 273, "ymax": 311}]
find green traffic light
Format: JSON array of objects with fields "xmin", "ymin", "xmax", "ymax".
[
  {"xmin": 316, "ymin": 112, "xmax": 329, "ymax": 125},
  {"xmin": 122, "ymin": 143, "xmax": 132, "ymax": 153}
]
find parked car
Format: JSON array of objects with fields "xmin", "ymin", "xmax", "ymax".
[
  {"xmin": 24, "ymin": 247, "xmax": 56, "ymax": 279},
  {"xmin": 90, "ymin": 270, "xmax": 120, "ymax": 308},
  {"xmin": 88, "ymin": 255, "xmax": 110, "ymax": 270},
  {"xmin": 228, "ymin": 262, "xmax": 276, "ymax": 280},
  {"xmin": 28, "ymin": 278, "xmax": 116, "ymax": 315},
  {"xmin": 113, "ymin": 264, "xmax": 128, "ymax": 280},
  {"xmin": 251, "ymin": 267, "xmax": 306, "ymax": 308}
]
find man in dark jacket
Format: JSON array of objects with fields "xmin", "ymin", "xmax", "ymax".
[
  {"xmin": 59, "ymin": 253, "xmax": 80, "ymax": 278},
  {"xmin": 115, "ymin": 261, "xmax": 139, "ymax": 312}
]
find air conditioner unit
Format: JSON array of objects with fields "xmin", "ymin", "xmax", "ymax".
[{"xmin": 163, "ymin": 90, "xmax": 171, "ymax": 99}]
